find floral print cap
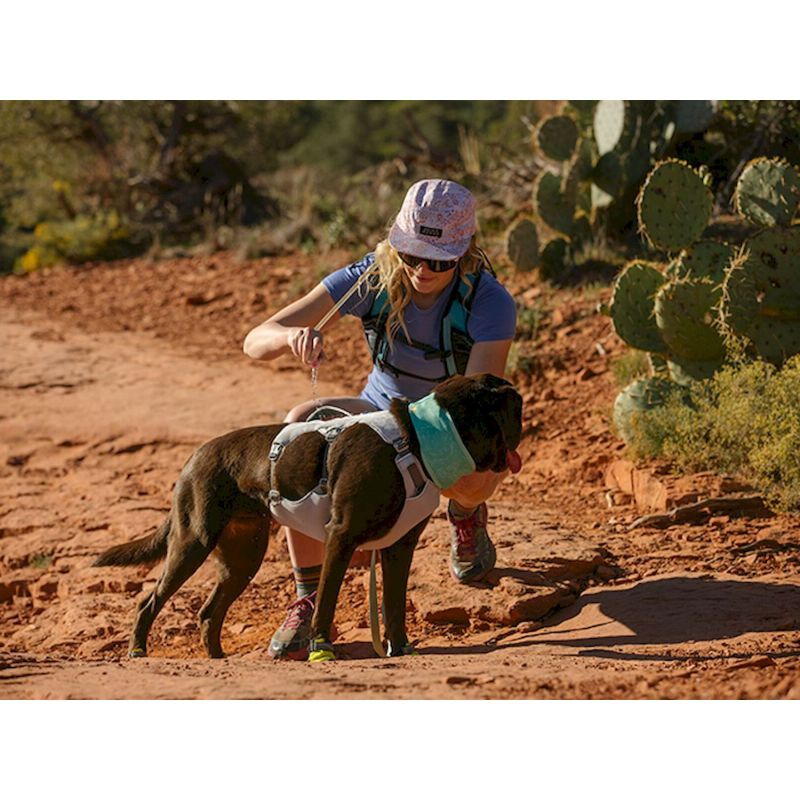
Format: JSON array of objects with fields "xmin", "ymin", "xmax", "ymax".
[{"xmin": 388, "ymin": 179, "xmax": 477, "ymax": 261}]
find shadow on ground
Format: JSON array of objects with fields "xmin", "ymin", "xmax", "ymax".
[{"xmin": 520, "ymin": 575, "xmax": 800, "ymax": 651}]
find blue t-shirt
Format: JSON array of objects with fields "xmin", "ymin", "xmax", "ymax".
[{"xmin": 322, "ymin": 253, "xmax": 516, "ymax": 409}]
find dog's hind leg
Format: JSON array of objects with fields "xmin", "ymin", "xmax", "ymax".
[
  {"xmin": 128, "ymin": 535, "xmax": 212, "ymax": 658},
  {"xmin": 380, "ymin": 518, "xmax": 428, "ymax": 657},
  {"xmin": 199, "ymin": 514, "xmax": 271, "ymax": 658}
]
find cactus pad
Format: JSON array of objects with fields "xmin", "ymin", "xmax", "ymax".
[
  {"xmin": 609, "ymin": 261, "xmax": 667, "ymax": 352},
  {"xmin": 733, "ymin": 157, "xmax": 800, "ymax": 228},
  {"xmin": 534, "ymin": 170, "xmax": 575, "ymax": 235},
  {"xmin": 655, "ymin": 278, "xmax": 725, "ymax": 362},
  {"xmin": 535, "ymin": 115, "xmax": 579, "ymax": 162},
  {"xmin": 592, "ymin": 151, "xmax": 625, "ymax": 197},
  {"xmin": 613, "ymin": 377, "xmax": 677, "ymax": 445},
  {"xmin": 721, "ymin": 229, "xmax": 800, "ymax": 365},
  {"xmin": 667, "ymin": 356, "xmax": 723, "ymax": 385},
  {"xmin": 666, "ymin": 240, "xmax": 735, "ymax": 284},
  {"xmin": 505, "ymin": 218, "xmax": 540, "ymax": 272},
  {"xmin": 593, "ymin": 100, "xmax": 627, "ymax": 156},
  {"xmin": 673, "ymin": 101, "xmax": 714, "ymax": 134},
  {"xmin": 636, "ymin": 159, "xmax": 713, "ymax": 251},
  {"xmin": 539, "ymin": 237, "xmax": 569, "ymax": 280}
]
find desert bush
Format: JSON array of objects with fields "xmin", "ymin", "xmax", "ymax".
[
  {"xmin": 16, "ymin": 211, "xmax": 133, "ymax": 272},
  {"xmin": 611, "ymin": 350, "xmax": 650, "ymax": 386},
  {"xmin": 628, "ymin": 357, "xmax": 800, "ymax": 510}
]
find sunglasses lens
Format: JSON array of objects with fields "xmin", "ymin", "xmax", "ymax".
[{"xmin": 399, "ymin": 253, "xmax": 459, "ymax": 272}]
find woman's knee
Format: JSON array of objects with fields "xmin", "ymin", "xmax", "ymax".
[{"xmin": 284, "ymin": 400, "xmax": 317, "ymax": 423}]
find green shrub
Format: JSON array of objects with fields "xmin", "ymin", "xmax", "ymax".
[
  {"xmin": 15, "ymin": 210, "xmax": 132, "ymax": 272},
  {"xmin": 629, "ymin": 356, "xmax": 800, "ymax": 510},
  {"xmin": 611, "ymin": 350, "xmax": 650, "ymax": 386}
]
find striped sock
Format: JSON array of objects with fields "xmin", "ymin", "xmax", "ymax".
[{"xmin": 293, "ymin": 564, "xmax": 322, "ymax": 599}]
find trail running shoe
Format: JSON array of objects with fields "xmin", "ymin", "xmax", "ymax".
[
  {"xmin": 268, "ymin": 591, "xmax": 316, "ymax": 660},
  {"xmin": 268, "ymin": 590, "xmax": 338, "ymax": 660},
  {"xmin": 448, "ymin": 502, "xmax": 496, "ymax": 583}
]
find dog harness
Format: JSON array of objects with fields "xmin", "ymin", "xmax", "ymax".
[{"xmin": 267, "ymin": 410, "xmax": 440, "ymax": 551}]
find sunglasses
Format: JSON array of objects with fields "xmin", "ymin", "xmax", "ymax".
[{"xmin": 398, "ymin": 252, "xmax": 461, "ymax": 273}]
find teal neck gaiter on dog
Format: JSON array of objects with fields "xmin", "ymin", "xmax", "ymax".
[{"xmin": 408, "ymin": 392, "xmax": 476, "ymax": 489}]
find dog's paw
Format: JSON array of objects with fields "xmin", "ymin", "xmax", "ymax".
[
  {"xmin": 387, "ymin": 642, "xmax": 418, "ymax": 657},
  {"xmin": 307, "ymin": 637, "xmax": 336, "ymax": 663}
]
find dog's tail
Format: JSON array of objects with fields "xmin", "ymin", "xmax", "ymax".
[{"xmin": 92, "ymin": 517, "xmax": 171, "ymax": 567}]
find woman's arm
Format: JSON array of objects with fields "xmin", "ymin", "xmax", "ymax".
[
  {"xmin": 243, "ymin": 283, "xmax": 340, "ymax": 366},
  {"xmin": 464, "ymin": 339, "xmax": 513, "ymax": 379},
  {"xmin": 441, "ymin": 339, "xmax": 514, "ymax": 507}
]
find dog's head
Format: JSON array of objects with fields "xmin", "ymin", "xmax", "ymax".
[{"xmin": 433, "ymin": 373, "xmax": 523, "ymax": 474}]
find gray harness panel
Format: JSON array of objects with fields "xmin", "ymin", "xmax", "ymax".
[{"xmin": 267, "ymin": 411, "xmax": 440, "ymax": 551}]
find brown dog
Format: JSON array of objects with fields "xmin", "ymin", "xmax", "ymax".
[{"xmin": 93, "ymin": 373, "xmax": 523, "ymax": 660}]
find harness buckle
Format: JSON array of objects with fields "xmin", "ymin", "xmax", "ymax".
[
  {"xmin": 392, "ymin": 436, "xmax": 410, "ymax": 455},
  {"xmin": 269, "ymin": 442, "xmax": 283, "ymax": 461},
  {"xmin": 322, "ymin": 426, "xmax": 341, "ymax": 443},
  {"xmin": 267, "ymin": 489, "xmax": 281, "ymax": 504}
]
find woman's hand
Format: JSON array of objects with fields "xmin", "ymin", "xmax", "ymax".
[
  {"xmin": 243, "ymin": 284, "xmax": 338, "ymax": 363},
  {"xmin": 287, "ymin": 326, "xmax": 325, "ymax": 367},
  {"xmin": 441, "ymin": 469, "xmax": 507, "ymax": 508}
]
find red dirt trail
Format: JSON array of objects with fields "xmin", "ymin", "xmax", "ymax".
[{"xmin": 1, "ymin": 253, "xmax": 799, "ymax": 698}]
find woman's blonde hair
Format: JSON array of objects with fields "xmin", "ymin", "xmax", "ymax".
[{"xmin": 370, "ymin": 235, "xmax": 492, "ymax": 349}]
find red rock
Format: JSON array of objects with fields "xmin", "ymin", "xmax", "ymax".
[
  {"xmin": 632, "ymin": 470, "xmax": 668, "ymax": 512},
  {"xmin": 605, "ymin": 459, "xmax": 636, "ymax": 495}
]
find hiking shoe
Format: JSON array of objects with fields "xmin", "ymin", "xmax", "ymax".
[
  {"xmin": 268, "ymin": 590, "xmax": 338, "ymax": 660},
  {"xmin": 268, "ymin": 591, "xmax": 316, "ymax": 660},
  {"xmin": 448, "ymin": 502, "xmax": 496, "ymax": 583}
]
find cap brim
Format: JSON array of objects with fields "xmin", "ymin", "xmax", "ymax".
[{"xmin": 389, "ymin": 224, "xmax": 471, "ymax": 261}]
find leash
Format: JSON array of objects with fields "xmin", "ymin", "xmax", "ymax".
[
  {"xmin": 309, "ymin": 261, "xmax": 380, "ymax": 407},
  {"xmin": 317, "ymin": 261, "xmax": 380, "ymax": 333},
  {"xmin": 369, "ymin": 550, "xmax": 387, "ymax": 658},
  {"xmin": 309, "ymin": 260, "xmax": 387, "ymax": 656}
]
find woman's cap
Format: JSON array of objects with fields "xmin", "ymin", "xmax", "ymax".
[{"xmin": 389, "ymin": 179, "xmax": 476, "ymax": 261}]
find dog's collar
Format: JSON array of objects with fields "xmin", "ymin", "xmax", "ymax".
[{"xmin": 408, "ymin": 392, "xmax": 476, "ymax": 489}]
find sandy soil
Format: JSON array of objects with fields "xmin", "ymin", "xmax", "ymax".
[{"xmin": 1, "ymin": 252, "xmax": 799, "ymax": 699}]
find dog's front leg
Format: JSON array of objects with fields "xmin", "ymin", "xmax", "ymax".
[
  {"xmin": 380, "ymin": 517, "xmax": 428, "ymax": 657},
  {"xmin": 308, "ymin": 526, "xmax": 357, "ymax": 663}
]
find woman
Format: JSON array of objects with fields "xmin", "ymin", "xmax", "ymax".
[{"xmin": 243, "ymin": 178, "xmax": 517, "ymax": 659}]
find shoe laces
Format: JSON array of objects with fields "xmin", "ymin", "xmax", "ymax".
[
  {"xmin": 452, "ymin": 509, "xmax": 486, "ymax": 559},
  {"xmin": 283, "ymin": 591, "xmax": 316, "ymax": 631}
]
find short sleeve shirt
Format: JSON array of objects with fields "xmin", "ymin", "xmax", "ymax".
[{"xmin": 322, "ymin": 253, "xmax": 516, "ymax": 409}]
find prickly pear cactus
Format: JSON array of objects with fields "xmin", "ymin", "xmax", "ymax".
[
  {"xmin": 609, "ymin": 261, "xmax": 667, "ymax": 352},
  {"xmin": 538, "ymin": 237, "xmax": 569, "ymax": 280},
  {"xmin": 636, "ymin": 159, "xmax": 713, "ymax": 251},
  {"xmin": 668, "ymin": 356, "xmax": 723, "ymax": 384},
  {"xmin": 654, "ymin": 278, "xmax": 726, "ymax": 363},
  {"xmin": 505, "ymin": 218, "xmax": 540, "ymax": 272},
  {"xmin": 720, "ymin": 228, "xmax": 800, "ymax": 365},
  {"xmin": 593, "ymin": 100, "xmax": 629, "ymax": 156},
  {"xmin": 666, "ymin": 241, "xmax": 736, "ymax": 284},
  {"xmin": 535, "ymin": 115, "xmax": 579, "ymax": 162},
  {"xmin": 733, "ymin": 157, "xmax": 800, "ymax": 228},
  {"xmin": 673, "ymin": 101, "xmax": 715, "ymax": 134},
  {"xmin": 613, "ymin": 376, "xmax": 677, "ymax": 446},
  {"xmin": 534, "ymin": 171, "xmax": 575, "ymax": 236}
]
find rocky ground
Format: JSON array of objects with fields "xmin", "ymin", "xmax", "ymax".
[{"xmin": 1, "ymin": 251, "xmax": 799, "ymax": 698}]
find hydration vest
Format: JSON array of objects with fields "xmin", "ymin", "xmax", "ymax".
[{"xmin": 362, "ymin": 270, "xmax": 483, "ymax": 382}]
